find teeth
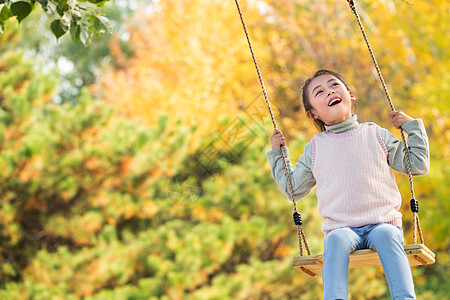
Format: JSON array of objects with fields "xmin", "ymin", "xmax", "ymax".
[{"xmin": 329, "ymin": 99, "xmax": 341, "ymax": 106}]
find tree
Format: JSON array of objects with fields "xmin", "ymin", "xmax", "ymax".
[
  {"xmin": 0, "ymin": 1, "xmax": 135, "ymax": 104},
  {"xmin": 93, "ymin": 0, "xmax": 265, "ymax": 140},
  {"xmin": 0, "ymin": 0, "xmax": 111, "ymax": 45}
]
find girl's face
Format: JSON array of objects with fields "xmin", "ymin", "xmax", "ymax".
[{"xmin": 306, "ymin": 74, "xmax": 355, "ymax": 126}]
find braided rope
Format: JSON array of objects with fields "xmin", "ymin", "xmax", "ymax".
[
  {"xmin": 347, "ymin": 0, "xmax": 424, "ymax": 244},
  {"xmin": 234, "ymin": 0, "xmax": 310, "ymax": 256},
  {"xmin": 234, "ymin": 0, "xmax": 276, "ymax": 129},
  {"xmin": 413, "ymin": 212, "xmax": 424, "ymax": 244},
  {"xmin": 298, "ymin": 224, "xmax": 311, "ymax": 256}
]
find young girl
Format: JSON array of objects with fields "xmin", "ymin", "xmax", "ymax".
[{"xmin": 267, "ymin": 69, "xmax": 429, "ymax": 300}]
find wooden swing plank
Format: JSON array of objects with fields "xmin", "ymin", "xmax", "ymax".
[{"xmin": 292, "ymin": 244, "xmax": 435, "ymax": 278}]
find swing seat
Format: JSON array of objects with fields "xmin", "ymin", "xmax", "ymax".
[{"xmin": 292, "ymin": 244, "xmax": 436, "ymax": 277}]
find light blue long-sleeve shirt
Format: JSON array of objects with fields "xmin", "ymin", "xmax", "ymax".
[{"xmin": 266, "ymin": 115, "xmax": 430, "ymax": 201}]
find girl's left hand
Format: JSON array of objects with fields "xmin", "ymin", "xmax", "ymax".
[{"xmin": 390, "ymin": 111, "xmax": 414, "ymax": 129}]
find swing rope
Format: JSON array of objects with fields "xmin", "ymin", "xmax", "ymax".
[
  {"xmin": 346, "ymin": 0, "xmax": 424, "ymax": 245},
  {"xmin": 234, "ymin": 0, "xmax": 311, "ymax": 256}
]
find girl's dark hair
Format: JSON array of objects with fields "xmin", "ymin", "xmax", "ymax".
[{"xmin": 301, "ymin": 69, "xmax": 354, "ymax": 132}]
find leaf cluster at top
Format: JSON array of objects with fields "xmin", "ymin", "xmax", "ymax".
[{"xmin": 0, "ymin": 0, "xmax": 111, "ymax": 45}]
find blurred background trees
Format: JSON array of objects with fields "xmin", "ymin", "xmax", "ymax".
[{"xmin": 0, "ymin": 0, "xmax": 448, "ymax": 299}]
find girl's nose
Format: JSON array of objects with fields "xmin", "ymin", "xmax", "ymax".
[{"xmin": 327, "ymin": 90, "xmax": 335, "ymax": 97}]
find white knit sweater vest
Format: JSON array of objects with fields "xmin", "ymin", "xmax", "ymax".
[{"xmin": 311, "ymin": 122, "xmax": 402, "ymax": 235}]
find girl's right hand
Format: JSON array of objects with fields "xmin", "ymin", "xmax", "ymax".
[{"xmin": 270, "ymin": 129, "xmax": 286, "ymax": 149}]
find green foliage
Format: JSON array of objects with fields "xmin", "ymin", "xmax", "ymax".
[
  {"xmin": 10, "ymin": 1, "xmax": 32, "ymax": 24},
  {"xmin": 50, "ymin": 18, "xmax": 69, "ymax": 39},
  {"xmin": 0, "ymin": 1, "xmax": 130, "ymax": 104},
  {"xmin": 0, "ymin": 0, "xmax": 111, "ymax": 44}
]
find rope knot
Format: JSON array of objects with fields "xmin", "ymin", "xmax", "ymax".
[
  {"xmin": 293, "ymin": 212, "xmax": 303, "ymax": 226},
  {"xmin": 410, "ymin": 198, "xmax": 419, "ymax": 213}
]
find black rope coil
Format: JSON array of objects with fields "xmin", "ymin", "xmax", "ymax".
[
  {"xmin": 293, "ymin": 212, "xmax": 303, "ymax": 226},
  {"xmin": 410, "ymin": 199, "xmax": 419, "ymax": 213}
]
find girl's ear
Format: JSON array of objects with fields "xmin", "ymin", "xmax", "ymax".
[
  {"xmin": 307, "ymin": 111, "xmax": 318, "ymax": 120},
  {"xmin": 349, "ymin": 91, "xmax": 357, "ymax": 101}
]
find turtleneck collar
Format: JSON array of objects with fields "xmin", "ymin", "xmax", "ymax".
[{"xmin": 324, "ymin": 114, "xmax": 359, "ymax": 134}]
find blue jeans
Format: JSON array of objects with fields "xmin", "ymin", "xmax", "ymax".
[{"xmin": 322, "ymin": 223, "xmax": 415, "ymax": 300}]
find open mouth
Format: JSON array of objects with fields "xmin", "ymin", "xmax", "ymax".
[{"xmin": 328, "ymin": 97, "xmax": 342, "ymax": 107}]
